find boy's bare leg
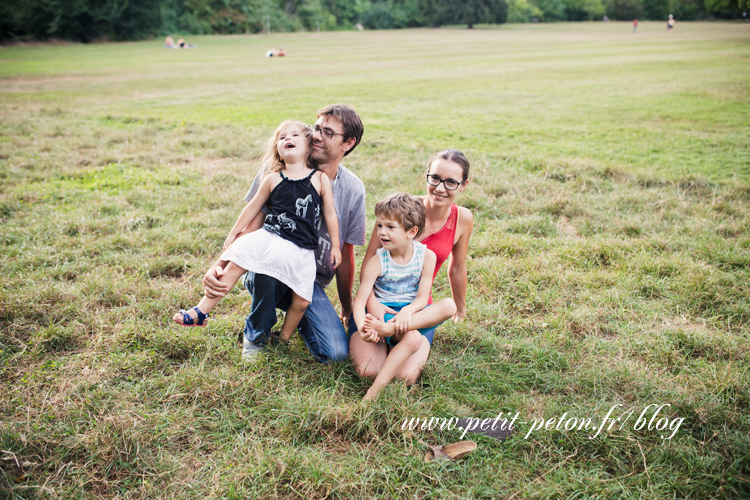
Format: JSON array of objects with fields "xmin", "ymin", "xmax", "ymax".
[
  {"xmin": 279, "ymin": 292, "xmax": 310, "ymax": 342},
  {"xmin": 173, "ymin": 262, "xmax": 247, "ymax": 323},
  {"xmin": 363, "ymin": 329, "xmax": 422, "ymax": 401},
  {"xmin": 364, "ymin": 298, "xmax": 457, "ymax": 338}
]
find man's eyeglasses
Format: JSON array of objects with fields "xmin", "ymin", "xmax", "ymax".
[
  {"xmin": 426, "ymin": 174, "xmax": 462, "ymax": 191},
  {"xmin": 312, "ymin": 125, "xmax": 345, "ymax": 140}
]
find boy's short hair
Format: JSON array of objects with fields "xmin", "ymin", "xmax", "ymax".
[{"xmin": 374, "ymin": 193, "xmax": 425, "ymax": 237}]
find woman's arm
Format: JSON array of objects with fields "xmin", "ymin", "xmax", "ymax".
[{"xmin": 447, "ymin": 207, "xmax": 474, "ymax": 321}]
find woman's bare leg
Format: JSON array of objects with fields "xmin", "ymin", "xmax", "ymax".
[
  {"xmin": 280, "ymin": 292, "xmax": 310, "ymax": 342},
  {"xmin": 173, "ymin": 262, "xmax": 247, "ymax": 323}
]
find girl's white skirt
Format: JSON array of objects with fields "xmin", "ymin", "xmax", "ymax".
[{"xmin": 220, "ymin": 229, "xmax": 316, "ymax": 302}]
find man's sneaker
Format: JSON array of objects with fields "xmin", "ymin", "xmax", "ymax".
[{"xmin": 242, "ymin": 338, "xmax": 264, "ymax": 362}]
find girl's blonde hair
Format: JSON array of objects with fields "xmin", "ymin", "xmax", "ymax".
[{"xmin": 260, "ymin": 119, "xmax": 315, "ymax": 176}]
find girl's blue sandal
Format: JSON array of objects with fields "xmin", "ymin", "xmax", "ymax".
[{"xmin": 173, "ymin": 306, "xmax": 209, "ymax": 327}]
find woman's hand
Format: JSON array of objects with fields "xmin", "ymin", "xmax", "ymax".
[{"xmin": 452, "ymin": 308, "xmax": 466, "ymax": 323}]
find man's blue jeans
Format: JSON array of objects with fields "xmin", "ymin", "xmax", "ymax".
[{"xmin": 243, "ymin": 271, "xmax": 353, "ymax": 363}]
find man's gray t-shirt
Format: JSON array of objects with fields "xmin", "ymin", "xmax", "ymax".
[{"xmin": 244, "ymin": 165, "xmax": 366, "ymax": 288}]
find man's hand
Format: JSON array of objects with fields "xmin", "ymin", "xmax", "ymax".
[
  {"xmin": 339, "ymin": 307, "xmax": 352, "ymax": 326},
  {"xmin": 203, "ymin": 265, "xmax": 230, "ymax": 299}
]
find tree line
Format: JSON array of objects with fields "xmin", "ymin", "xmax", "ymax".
[{"xmin": 0, "ymin": 0, "xmax": 744, "ymax": 42}]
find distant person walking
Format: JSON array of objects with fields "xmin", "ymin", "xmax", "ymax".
[
  {"xmin": 633, "ymin": 19, "xmax": 638, "ymax": 32},
  {"xmin": 667, "ymin": 14, "xmax": 675, "ymax": 32}
]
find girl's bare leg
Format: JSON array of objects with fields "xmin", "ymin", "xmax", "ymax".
[
  {"xmin": 279, "ymin": 292, "xmax": 310, "ymax": 342},
  {"xmin": 173, "ymin": 262, "xmax": 247, "ymax": 323},
  {"xmin": 363, "ymin": 329, "xmax": 422, "ymax": 401},
  {"xmin": 364, "ymin": 298, "xmax": 457, "ymax": 338}
]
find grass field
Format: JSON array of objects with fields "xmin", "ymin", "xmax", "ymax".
[{"xmin": 1, "ymin": 21, "xmax": 750, "ymax": 499}]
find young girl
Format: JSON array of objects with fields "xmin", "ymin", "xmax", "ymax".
[{"xmin": 173, "ymin": 120, "xmax": 342, "ymax": 342}]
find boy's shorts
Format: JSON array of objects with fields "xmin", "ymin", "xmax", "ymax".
[{"xmin": 380, "ymin": 301, "xmax": 440, "ymax": 347}]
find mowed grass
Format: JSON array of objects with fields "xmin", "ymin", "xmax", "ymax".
[{"xmin": 1, "ymin": 21, "xmax": 749, "ymax": 499}]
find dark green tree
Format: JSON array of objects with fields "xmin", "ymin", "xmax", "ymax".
[
  {"xmin": 455, "ymin": 0, "xmax": 508, "ymax": 27},
  {"xmin": 606, "ymin": 0, "xmax": 642, "ymax": 19},
  {"xmin": 641, "ymin": 0, "xmax": 671, "ymax": 18}
]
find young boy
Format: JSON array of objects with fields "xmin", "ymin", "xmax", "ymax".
[{"xmin": 353, "ymin": 193, "xmax": 456, "ymax": 401}]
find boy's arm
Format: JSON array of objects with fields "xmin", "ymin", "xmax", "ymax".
[
  {"xmin": 352, "ymin": 255, "xmax": 381, "ymax": 335},
  {"xmin": 361, "ymin": 225, "xmax": 397, "ymax": 320},
  {"xmin": 391, "ymin": 249, "xmax": 437, "ymax": 333}
]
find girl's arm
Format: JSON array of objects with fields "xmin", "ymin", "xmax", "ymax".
[
  {"xmin": 390, "ymin": 249, "xmax": 437, "ymax": 334},
  {"xmin": 223, "ymin": 175, "xmax": 275, "ymax": 250},
  {"xmin": 320, "ymin": 173, "xmax": 341, "ymax": 268},
  {"xmin": 353, "ymin": 255, "xmax": 382, "ymax": 342},
  {"xmin": 447, "ymin": 207, "xmax": 474, "ymax": 322},
  {"xmin": 361, "ymin": 225, "xmax": 397, "ymax": 320}
]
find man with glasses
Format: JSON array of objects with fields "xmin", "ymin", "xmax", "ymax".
[{"xmin": 202, "ymin": 104, "xmax": 366, "ymax": 363}]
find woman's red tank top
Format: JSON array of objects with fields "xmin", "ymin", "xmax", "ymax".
[{"xmin": 420, "ymin": 203, "xmax": 459, "ymax": 303}]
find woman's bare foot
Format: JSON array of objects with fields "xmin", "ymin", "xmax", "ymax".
[{"xmin": 364, "ymin": 313, "xmax": 395, "ymax": 337}]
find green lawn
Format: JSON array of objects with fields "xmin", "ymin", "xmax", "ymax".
[{"xmin": 1, "ymin": 21, "xmax": 749, "ymax": 499}]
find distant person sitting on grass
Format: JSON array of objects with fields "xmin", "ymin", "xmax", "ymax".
[
  {"xmin": 352, "ymin": 193, "xmax": 456, "ymax": 401},
  {"xmin": 265, "ymin": 47, "xmax": 286, "ymax": 57},
  {"xmin": 172, "ymin": 119, "xmax": 341, "ymax": 346},
  {"xmin": 177, "ymin": 38, "xmax": 193, "ymax": 48},
  {"xmin": 165, "ymin": 36, "xmax": 175, "ymax": 48}
]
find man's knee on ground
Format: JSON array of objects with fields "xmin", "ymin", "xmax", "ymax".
[{"xmin": 318, "ymin": 343, "xmax": 349, "ymax": 364}]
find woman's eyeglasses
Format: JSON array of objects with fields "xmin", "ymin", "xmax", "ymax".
[{"xmin": 426, "ymin": 174, "xmax": 461, "ymax": 191}]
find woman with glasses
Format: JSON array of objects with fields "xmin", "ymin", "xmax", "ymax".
[{"xmin": 350, "ymin": 149, "xmax": 473, "ymax": 386}]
